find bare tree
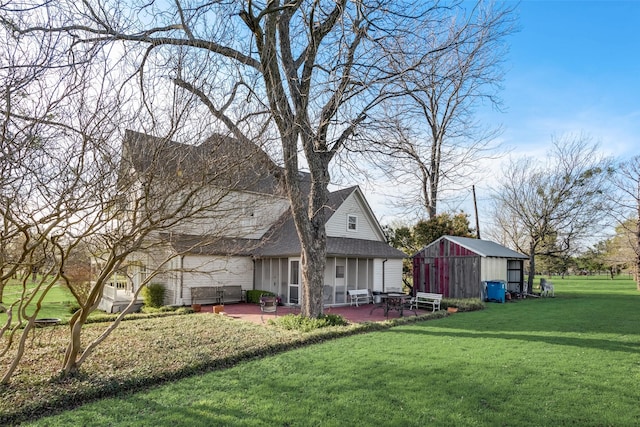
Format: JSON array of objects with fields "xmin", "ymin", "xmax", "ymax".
[
  {"xmin": 371, "ymin": 2, "xmax": 514, "ymax": 219},
  {"xmin": 0, "ymin": 9, "xmax": 268, "ymax": 380},
  {"xmin": 609, "ymin": 156, "xmax": 640, "ymax": 289},
  {"xmin": 0, "ymin": 20, "xmax": 129, "ymax": 379},
  {"xmin": 489, "ymin": 135, "xmax": 614, "ymax": 293},
  {"xmin": 6, "ymin": 0, "xmax": 502, "ymax": 317},
  {"xmin": 0, "ymin": 107, "xmax": 273, "ymax": 381}
]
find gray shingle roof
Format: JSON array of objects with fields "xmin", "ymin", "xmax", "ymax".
[
  {"xmin": 253, "ymin": 186, "xmax": 405, "ymax": 259},
  {"xmin": 161, "ymin": 233, "xmax": 260, "ymax": 256},
  {"xmin": 121, "ymin": 130, "xmax": 286, "ymax": 195},
  {"xmin": 443, "ymin": 236, "xmax": 527, "ymax": 259},
  {"xmin": 130, "ymin": 131, "xmax": 403, "ymax": 260}
]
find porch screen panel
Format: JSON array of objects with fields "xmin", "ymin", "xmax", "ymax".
[
  {"xmin": 279, "ymin": 259, "xmax": 288, "ymax": 299},
  {"xmin": 347, "ymin": 258, "xmax": 357, "ymax": 290},
  {"xmin": 270, "ymin": 259, "xmax": 279, "ymax": 294},
  {"xmin": 262, "ymin": 261, "xmax": 271, "ymax": 291},
  {"xmin": 357, "ymin": 259, "xmax": 369, "ymax": 289},
  {"xmin": 254, "ymin": 260, "xmax": 263, "ymax": 288}
]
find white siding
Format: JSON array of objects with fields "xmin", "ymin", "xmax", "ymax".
[
  {"xmin": 325, "ymin": 191, "xmax": 383, "ymax": 241},
  {"xmin": 181, "ymin": 255, "xmax": 254, "ymax": 305},
  {"xmin": 170, "ymin": 190, "xmax": 289, "ymax": 238},
  {"xmin": 480, "ymin": 258, "xmax": 507, "ymax": 282},
  {"xmin": 372, "ymin": 258, "xmax": 403, "ymax": 292},
  {"xmin": 383, "ymin": 259, "xmax": 403, "ymax": 291},
  {"xmin": 373, "ymin": 259, "xmax": 384, "ymax": 292}
]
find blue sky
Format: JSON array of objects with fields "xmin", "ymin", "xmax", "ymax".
[
  {"xmin": 369, "ymin": 0, "xmax": 640, "ymax": 224},
  {"xmin": 482, "ymin": 0, "xmax": 640, "ymax": 158}
]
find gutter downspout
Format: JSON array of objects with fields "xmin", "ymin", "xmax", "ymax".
[
  {"xmin": 179, "ymin": 255, "xmax": 185, "ymax": 304},
  {"xmin": 382, "ymin": 259, "xmax": 387, "ymax": 292}
]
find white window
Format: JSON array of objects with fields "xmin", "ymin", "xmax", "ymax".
[{"xmin": 347, "ymin": 214, "xmax": 357, "ymax": 232}]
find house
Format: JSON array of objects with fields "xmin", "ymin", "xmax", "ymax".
[
  {"xmin": 99, "ymin": 130, "xmax": 406, "ymax": 312},
  {"xmin": 411, "ymin": 235, "xmax": 528, "ymax": 299}
]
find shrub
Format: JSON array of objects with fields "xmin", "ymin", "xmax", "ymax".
[
  {"xmin": 441, "ymin": 298, "xmax": 485, "ymax": 312},
  {"xmin": 142, "ymin": 283, "xmax": 166, "ymax": 308},
  {"xmin": 141, "ymin": 305, "xmax": 178, "ymax": 314},
  {"xmin": 270, "ymin": 313, "xmax": 348, "ymax": 332},
  {"xmin": 246, "ymin": 290, "xmax": 276, "ymax": 304},
  {"xmin": 67, "ymin": 302, "xmax": 81, "ymax": 314}
]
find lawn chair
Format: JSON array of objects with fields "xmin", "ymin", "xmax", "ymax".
[
  {"xmin": 540, "ymin": 278, "xmax": 555, "ymax": 297},
  {"xmin": 260, "ymin": 295, "xmax": 278, "ymax": 322}
]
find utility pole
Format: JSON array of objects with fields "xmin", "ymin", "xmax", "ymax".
[{"xmin": 472, "ymin": 185, "xmax": 481, "ymax": 239}]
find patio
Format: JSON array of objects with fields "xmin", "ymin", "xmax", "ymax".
[{"xmin": 198, "ymin": 302, "xmax": 433, "ymax": 324}]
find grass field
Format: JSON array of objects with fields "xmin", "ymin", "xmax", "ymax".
[
  {"xmin": 18, "ymin": 275, "xmax": 640, "ymax": 426},
  {"xmin": 1, "ymin": 278, "xmax": 76, "ymax": 322}
]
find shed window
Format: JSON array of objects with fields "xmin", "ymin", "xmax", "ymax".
[
  {"xmin": 347, "ymin": 214, "xmax": 357, "ymax": 232},
  {"xmin": 336, "ymin": 265, "xmax": 345, "ymax": 278}
]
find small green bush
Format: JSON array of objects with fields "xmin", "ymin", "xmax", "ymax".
[
  {"xmin": 441, "ymin": 298, "xmax": 485, "ymax": 312},
  {"xmin": 246, "ymin": 290, "xmax": 275, "ymax": 304},
  {"xmin": 141, "ymin": 305, "xmax": 178, "ymax": 314},
  {"xmin": 67, "ymin": 303, "xmax": 81, "ymax": 314},
  {"xmin": 270, "ymin": 313, "xmax": 348, "ymax": 332},
  {"xmin": 142, "ymin": 283, "xmax": 166, "ymax": 308}
]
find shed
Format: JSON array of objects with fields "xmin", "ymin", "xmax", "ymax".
[{"xmin": 412, "ymin": 236, "xmax": 528, "ymax": 299}]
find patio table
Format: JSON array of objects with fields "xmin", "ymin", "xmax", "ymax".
[{"xmin": 370, "ymin": 293, "xmax": 415, "ymax": 318}]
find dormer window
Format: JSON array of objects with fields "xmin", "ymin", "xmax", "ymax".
[{"xmin": 347, "ymin": 214, "xmax": 357, "ymax": 232}]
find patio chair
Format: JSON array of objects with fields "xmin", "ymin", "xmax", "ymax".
[{"xmin": 260, "ymin": 295, "xmax": 278, "ymax": 322}]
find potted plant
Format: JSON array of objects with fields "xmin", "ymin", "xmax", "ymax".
[{"xmin": 447, "ymin": 305, "xmax": 458, "ymax": 313}]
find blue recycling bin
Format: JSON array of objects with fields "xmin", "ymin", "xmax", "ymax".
[{"xmin": 485, "ymin": 280, "xmax": 506, "ymax": 303}]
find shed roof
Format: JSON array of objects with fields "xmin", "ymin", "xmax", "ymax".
[{"xmin": 420, "ymin": 236, "xmax": 527, "ymax": 259}]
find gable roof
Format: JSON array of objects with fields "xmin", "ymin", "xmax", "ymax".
[
  {"xmin": 127, "ymin": 131, "xmax": 403, "ymax": 259},
  {"xmin": 162, "ymin": 186, "xmax": 406, "ymax": 259},
  {"xmin": 254, "ymin": 186, "xmax": 405, "ymax": 259},
  {"xmin": 429, "ymin": 236, "xmax": 527, "ymax": 259},
  {"xmin": 121, "ymin": 130, "xmax": 286, "ymax": 195}
]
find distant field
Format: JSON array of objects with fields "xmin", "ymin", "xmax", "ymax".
[{"xmin": 1, "ymin": 277, "xmax": 75, "ymax": 322}]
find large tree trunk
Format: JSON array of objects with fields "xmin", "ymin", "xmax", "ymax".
[
  {"xmin": 290, "ymin": 189, "xmax": 328, "ymax": 318},
  {"xmin": 61, "ymin": 309, "xmax": 89, "ymax": 375},
  {"xmin": 300, "ymin": 236, "xmax": 326, "ymax": 318}
]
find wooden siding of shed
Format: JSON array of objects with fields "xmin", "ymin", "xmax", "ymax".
[{"xmin": 413, "ymin": 239, "xmax": 482, "ymax": 299}]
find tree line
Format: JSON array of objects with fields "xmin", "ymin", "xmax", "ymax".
[{"xmin": 386, "ymin": 137, "xmax": 640, "ymax": 293}]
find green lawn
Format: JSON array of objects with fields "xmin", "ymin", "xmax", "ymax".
[
  {"xmin": 1, "ymin": 279, "xmax": 77, "ymax": 322},
  {"xmin": 23, "ymin": 276, "xmax": 640, "ymax": 426}
]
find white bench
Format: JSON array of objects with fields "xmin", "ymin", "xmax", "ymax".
[
  {"xmin": 347, "ymin": 289, "xmax": 371, "ymax": 306},
  {"xmin": 410, "ymin": 292, "xmax": 442, "ymax": 312}
]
